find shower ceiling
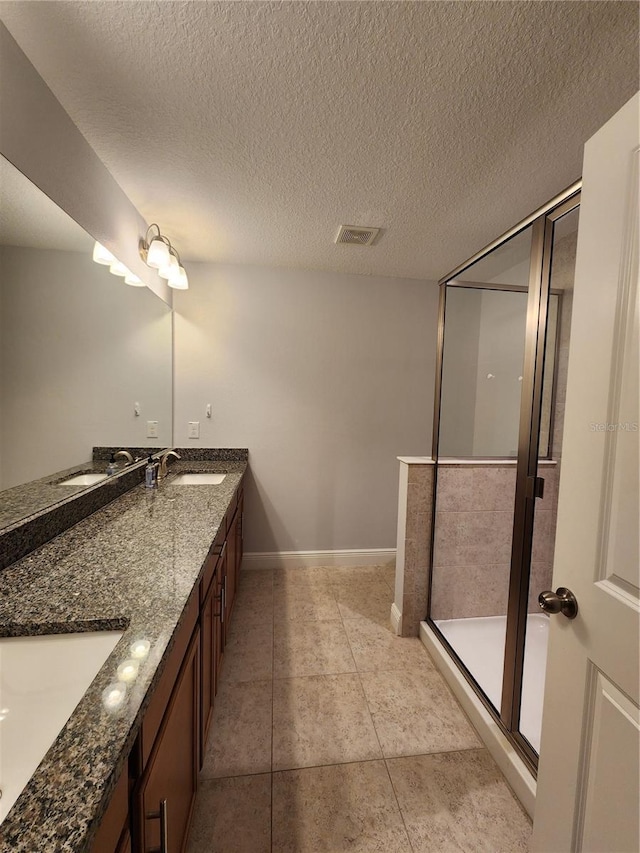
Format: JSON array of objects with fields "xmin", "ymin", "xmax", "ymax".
[{"xmin": 0, "ymin": 1, "xmax": 636, "ymax": 280}]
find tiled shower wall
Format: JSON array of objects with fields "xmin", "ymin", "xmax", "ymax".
[{"xmin": 430, "ymin": 462, "xmax": 559, "ymax": 620}]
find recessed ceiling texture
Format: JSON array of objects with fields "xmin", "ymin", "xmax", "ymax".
[{"xmin": 0, "ymin": 1, "xmax": 637, "ymax": 280}]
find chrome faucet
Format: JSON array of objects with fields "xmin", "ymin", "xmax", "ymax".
[
  {"xmin": 158, "ymin": 450, "xmax": 181, "ymax": 479},
  {"xmin": 114, "ymin": 450, "xmax": 134, "ymax": 465}
]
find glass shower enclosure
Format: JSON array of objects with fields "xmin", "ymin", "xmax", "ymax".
[{"xmin": 428, "ymin": 184, "xmax": 581, "ymax": 771}]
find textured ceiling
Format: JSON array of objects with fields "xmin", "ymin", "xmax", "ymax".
[{"xmin": 0, "ymin": 1, "xmax": 637, "ymax": 280}]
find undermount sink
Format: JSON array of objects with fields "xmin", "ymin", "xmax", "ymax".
[
  {"xmin": 171, "ymin": 473, "xmax": 226, "ymax": 485},
  {"xmin": 60, "ymin": 473, "xmax": 109, "ymax": 486},
  {"xmin": 0, "ymin": 630, "xmax": 123, "ymax": 824}
]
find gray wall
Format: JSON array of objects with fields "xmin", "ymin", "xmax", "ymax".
[{"xmin": 174, "ymin": 263, "xmax": 438, "ymax": 553}]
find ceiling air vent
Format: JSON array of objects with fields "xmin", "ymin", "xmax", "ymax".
[{"xmin": 335, "ymin": 225, "xmax": 380, "ymax": 246}]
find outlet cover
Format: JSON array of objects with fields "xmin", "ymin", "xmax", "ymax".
[
  {"xmin": 147, "ymin": 420, "xmax": 159, "ymax": 438},
  {"xmin": 188, "ymin": 421, "xmax": 200, "ymax": 439}
]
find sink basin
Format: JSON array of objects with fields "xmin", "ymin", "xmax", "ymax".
[
  {"xmin": 60, "ymin": 473, "xmax": 109, "ymax": 486},
  {"xmin": 0, "ymin": 630, "xmax": 123, "ymax": 823},
  {"xmin": 171, "ymin": 473, "xmax": 226, "ymax": 485}
]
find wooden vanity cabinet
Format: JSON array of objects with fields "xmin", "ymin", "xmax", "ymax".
[
  {"xmin": 199, "ymin": 543, "xmax": 225, "ymax": 765},
  {"xmin": 90, "ymin": 761, "xmax": 130, "ymax": 853},
  {"xmin": 224, "ymin": 486, "xmax": 244, "ymax": 628},
  {"xmin": 135, "ymin": 626, "xmax": 200, "ymax": 853},
  {"xmin": 94, "ymin": 476, "xmax": 245, "ymax": 852}
]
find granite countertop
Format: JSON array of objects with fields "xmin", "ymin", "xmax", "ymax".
[{"xmin": 0, "ymin": 457, "xmax": 247, "ymax": 852}]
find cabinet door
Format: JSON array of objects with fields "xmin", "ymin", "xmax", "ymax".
[
  {"xmin": 200, "ymin": 574, "xmax": 215, "ymax": 767},
  {"xmin": 215, "ymin": 552, "xmax": 226, "ymax": 679},
  {"xmin": 236, "ymin": 491, "xmax": 244, "ymax": 576},
  {"xmin": 116, "ymin": 829, "xmax": 131, "ymax": 853},
  {"xmin": 90, "ymin": 759, "xmax": 129, "ymax": 853},
  {"xmin": 137, "ymin": 627, "xmax": 200, "ymax": 853},
  {"xmin": 225, "ymin": 510, "xmax": 238, "ymax": 622}
]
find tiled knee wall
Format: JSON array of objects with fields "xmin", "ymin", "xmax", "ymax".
[{"xmin": 430, "ymin": 462, "xmax": 559, "ymax": 621}]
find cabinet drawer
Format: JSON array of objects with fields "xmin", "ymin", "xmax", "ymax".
[{"xmin": 141, "ymin": 589, "xmax": 198, "ymax": 765}]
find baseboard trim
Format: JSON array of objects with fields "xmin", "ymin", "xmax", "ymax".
[
  {"xmin": 419, "ymin": 621, "xmax": 536, "ymax": 818},
  {"xmin": 390, "ymin": 602, "xmax": 402, "ymax": 635},
  {"xmin": 242, "ymin": 548, "xmax": 396, "ymax": 571}
]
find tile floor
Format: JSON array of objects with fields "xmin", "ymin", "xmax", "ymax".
[{"xmin": 187, "ymin": 565, "xmax": 532, "ymax": 852}]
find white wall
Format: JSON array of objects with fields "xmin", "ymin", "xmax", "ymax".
[
  {"xmin": 174, "ymin": 263, "xmax": 438, "ymax": 553},
  {"xmin": 0, "ymin": 246, "xmax": 172, "ymax": 489}
]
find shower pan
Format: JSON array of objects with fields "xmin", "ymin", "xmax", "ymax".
[{"xmin": 427, "ymin": 184, "xmax": 581, "ymax": 773}]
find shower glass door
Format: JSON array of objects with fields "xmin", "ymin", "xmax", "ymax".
[
  {"xmin": 428, "ymin": 184, "xmax": 581, "ymax": 773},
  {"xmin": 518, "ymin": 203, "xmax": 580, "ymax": 755},
  {"xmin": 430, "ymin": 224, "xmax": 534, "ymax": 714}
]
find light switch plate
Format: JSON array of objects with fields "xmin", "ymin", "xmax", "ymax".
[
  {"xmin": 146, "ymin": 420, "xmax": 159, "ymax": 438},
  {"xmin": 188, "ymin": 421, "xmax": 200, "ymax": 439}
]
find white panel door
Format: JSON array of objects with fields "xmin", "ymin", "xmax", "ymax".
[{"xmin": 532, "ymin": 93, "xmax": 639, "ymax": 853}]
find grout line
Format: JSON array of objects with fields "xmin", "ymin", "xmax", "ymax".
[
  {"xmin": 383, "ymin": 757, "xmax": 416, "ymax": 852},
  {"xmin": 273, "ymin": 755, "xmax": 390, "ymax": 775},
  {"xmin": 200, "ymin": 768, "xmax": 274, "ymax": 782}
]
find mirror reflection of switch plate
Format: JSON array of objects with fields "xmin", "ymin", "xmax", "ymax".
[
  {"xmin": 146, "ymin": 421, "xmax": 159, "ymax": 438},
  {"xmin": 188, "ymin": 421, "xmax": 200, "ymax": 439}
]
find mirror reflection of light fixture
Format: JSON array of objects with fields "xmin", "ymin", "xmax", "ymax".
[
  {"xmin": 124, "ymin": 270, "xmax": 146, "ymax": 287},
  {"xmin": 140, "ymin": 223, "xmax": 189, "ymax": 290},
  {"xmin": 92, "ymin": 242, "xmax": 116, "ymax": 265},
  {"xmin": 109, "ymin": 259, "xmax": 129, "ymax": 277},
  {"xmin": 92, "ymin": 241, "xmax": 148, "ymax": 288}
]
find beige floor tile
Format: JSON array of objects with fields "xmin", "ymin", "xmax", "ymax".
[
  {"xmin": 272, "ymin": 673, "xmax": 381, "ymax": 770},
  {"xmin": 201, "ymin": 679, "xmax": 272, "ymax": 778},
  {"xmin": 387, "ymin": 750, "xmax": 532, "ymax": 853},
  {"xmin": 187, "ymin": 774, "xmax": 271, "ymax": 853},
  {"xmin": 274, "ymin": 583, "xmax": 341, "ymax": 622},
  {"xmin": 237, "ymin": 568, "xmax": 273, "ymax": 595},
  {"xmin": 343, "ymin": 617, "xmax": 435, "ymax": 672},
  {"xmin": 231, "ymin": 584, "xmax": 274, "ymax": 625},
  {"xmin": 274, "ymin": 619, "xmax": 356, "ymax": 678},
  {"xmin": 221, "ymin": 621, "xmax": 273, "ymax": 683},
  {"xmin": 360, "ymin": 668, "xmax": 482, "ymax": 757},
  {"xmin": 332, "ymin": 582, "xmax": 393, "ymax": 626},
  {"xmin": 272, "ymin": 761, "xmax": 412, "ymax": 852},
  {"xmin": 273, "ymin": 566, "xmax": 332, "ymax": 588}
]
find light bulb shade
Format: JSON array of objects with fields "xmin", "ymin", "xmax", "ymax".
[
  {"xmin": 110, "ymin": 260, "xmax": 129, "ymax": 277},
  {"xmin": 146, "ymin": 237, "xmax": 170, "ymax": 269},
  {"xmin": 169, "ymin": 265, "xmax": 189, "ymax": 290},
  {"xmin": 93, "ymin": 242, "xmax": 116, "ymax": 265},
  {"xmin": 124, "ymin": 271, "xmax": 146, "ymax": 287},
  {"xmin": 158, "ymin": 253, "xmax": 179, "ymax": 280}
]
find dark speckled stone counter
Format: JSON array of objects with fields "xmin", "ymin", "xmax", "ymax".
[{"xmin": 0, "ymin": 457, "xmax": 247, "ymax": 852}]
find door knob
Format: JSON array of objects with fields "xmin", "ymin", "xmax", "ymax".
[{"xmin": 538, "ymin": 587, "xmax": 578, "ymax": 619}]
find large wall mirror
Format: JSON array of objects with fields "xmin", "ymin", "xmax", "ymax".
[{"xmin": 0, "ymin": 156, "xmax": 173, "ymax": 528}]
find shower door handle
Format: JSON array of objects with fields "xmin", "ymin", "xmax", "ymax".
[{"xmin": 538, "ymin": 587, "xmax": 578, "ymax": 619}]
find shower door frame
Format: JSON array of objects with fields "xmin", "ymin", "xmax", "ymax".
[{"xmin": 427, "ymin": 181, "xmax": 582, "ymax": 775}]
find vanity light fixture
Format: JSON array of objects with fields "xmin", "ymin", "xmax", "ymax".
[{"xmin": 139, "ymin": 223, "xmax": 189, "ymax": 290}]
